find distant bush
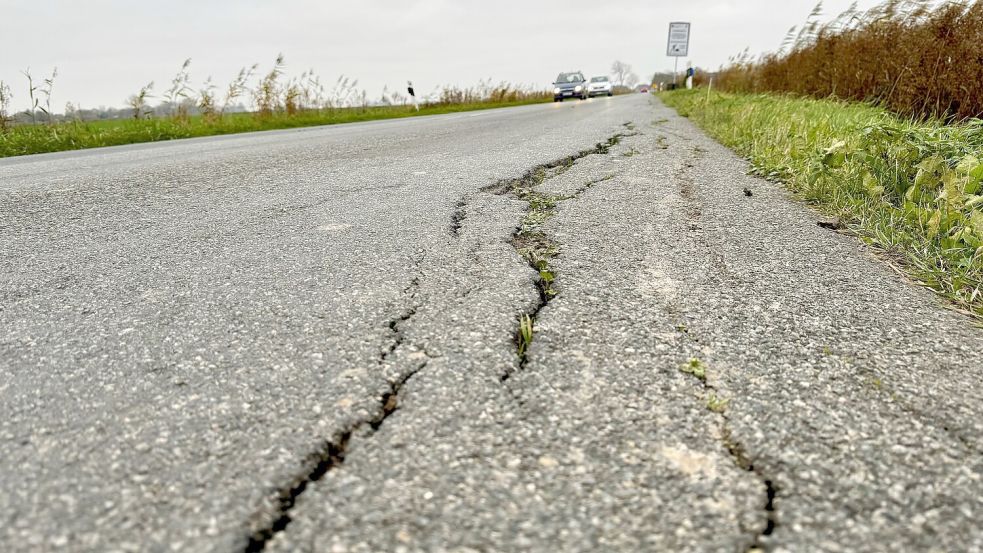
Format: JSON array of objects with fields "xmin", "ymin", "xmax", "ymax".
[
  {"xmin": 716, "ymin": 0, "xmax": 983, "ymax": 120},
  {"xmin": 429, "ymin": 80, "xmax": 550, "ymax": 106},
  {"xmin": 0, "ymin": 55, "xmax": 550, "ymax": 130}
]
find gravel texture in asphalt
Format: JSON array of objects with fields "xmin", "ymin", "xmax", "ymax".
[{"xmin": 2, "ymin": 95, "xmax": 982, "ymax": 552}]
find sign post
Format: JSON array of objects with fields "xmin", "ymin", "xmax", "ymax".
[
  {"xmin": 407, "ymin": 81, "xmax": 419, "ymax": 111},
  {"xmin": 667, "ymin": 22, "xmax": 691, "ymax": 87}
]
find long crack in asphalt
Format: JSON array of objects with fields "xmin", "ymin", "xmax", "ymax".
[
  {"xmin": 241, "ymin": 133, "xmax": 635, "ymax": 550},
  {"xmin": 673, "ymin": 147, "xmax": 778, "ymax": 551},
  {"xmin": 678, "ymin": 358, "xmax": 778, "ymax": 552},
  {"xmin": 243, "ymin": 127, "xmax": 780, "ymax": 551},
  {"xmin": 243, "ymin": 276, "xmax": 428, "ymax": 552},
  {"xmin": 487, "ymin": 127, "xmax": 779, "ymax": 548},
  {"xmin": 484, "ymin": 131, "xmax": 630, "ymax": 382}
]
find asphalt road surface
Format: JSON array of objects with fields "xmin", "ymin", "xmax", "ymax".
[{"xmin": 2, "ymin": 94, "xmax": 982, "ymax": 553}]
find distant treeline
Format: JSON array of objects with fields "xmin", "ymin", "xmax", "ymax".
[
  {"xmin": 7, "ymin": 102, "xmax": 250, "ymax": 125},
  {"xmin": 715, "ymin": 0, "xmax": 983, "ymax": 120}
]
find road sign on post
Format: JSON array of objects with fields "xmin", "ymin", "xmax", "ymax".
[
  {"xmin": 667, "ymin": 22, "xmax": 690, "ymax": 57},
  {"xmin": 667, "ymin": 22, "xmax": 691, "ymax": 87}
]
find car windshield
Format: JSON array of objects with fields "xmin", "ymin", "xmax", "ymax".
[
  {"xmin": 556, "ymin": 73, "xmax": 584, "ymax": 83},
  {"xmin": 591, "ymin": 76, "xmax": 609, "ymax": 82}
]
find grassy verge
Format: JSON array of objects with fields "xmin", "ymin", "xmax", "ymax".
[
  {"xmin": 0, "ymin": 98, "xmax": 549, "ymax": 158},
  {"xmin": 661, "ymin": 89, "xmax": 983, "ymax": 317}
]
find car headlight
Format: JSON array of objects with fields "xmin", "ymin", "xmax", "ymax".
[
  {"xmin": 554, "ymin": 87, "xmax": 561, "ymax": 94},
  {"xmin": 574, "ymin": 85, "xmax": 582, "ymax": 92}
]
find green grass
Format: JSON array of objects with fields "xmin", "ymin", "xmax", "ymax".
[
  {"xmin": 706, "ymin": 393, "xmax": 729, "ymax": 413},
  {"xmin": 680, "ymin": 358, "xmax": 707, "ymax": 382},
  {"xmin": 0, "ymin": 98, "xmax": 549, "ymax": 158},
  {"xmin": 661, "ymin": 89, "xmax": 983, "ymax": 317},
  {"xmin": 517, "ymin": 314, "xmax": 534, "ymax": 357}
]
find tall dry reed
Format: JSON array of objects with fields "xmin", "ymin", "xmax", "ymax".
[{"xmin": 717, "ymin": 0, "xmax": 983, "ymax": 120}]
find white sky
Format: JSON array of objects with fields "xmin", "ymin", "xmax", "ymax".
[{"xmin": 0, "ymin": 0, "xmax": 884, "ymax": 111}]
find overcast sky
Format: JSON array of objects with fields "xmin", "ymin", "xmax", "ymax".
[{"xmin": 1, "ymin": 0, "xmax": 884, "ymax": 111}]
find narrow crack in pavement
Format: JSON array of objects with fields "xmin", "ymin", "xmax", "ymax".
[
  {"xmin": 380, "ymin": 306, "xmax": 417, "ymax": 363},
  {"xmin": 673, "ymin": 147, "xmax": 779, "ymax": 551},
  {"xmin": 243, "ymin": 276, "xmax": 428, "ymax": 552},
  {"xmin": 677, "ymin": 146, "xmax": 737, "ymax": 282},
  {"xmin": 449, "ymin": 197, "xmax": 467, "ymax": 237},
  {"xmin": 243, "ymin": 358, "xmax": 428, "ymax": 552},
  {"xmin": 676, "ymin": 354, "xmax": 778, "ymax": 551}
]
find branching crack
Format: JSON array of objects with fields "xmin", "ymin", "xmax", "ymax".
[
  {"xmin": 243, "ymin": 277, "xmax": 427, "ymax": 552},
  {"xmin": 480, "ymin": 133, "xmax": 627, "ymax": 196},
  {"xmin": 484, "ymin": 133, "xmax": 626, "ymax": 382}
]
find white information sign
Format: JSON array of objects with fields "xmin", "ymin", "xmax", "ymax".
[{"xmin": 667, "ymin": 22, "xmax": 691, "ymax": 57}]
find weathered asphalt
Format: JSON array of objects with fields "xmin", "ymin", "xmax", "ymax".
[{"xmin": 2, "ymin": 94, "xmax": 982, "ymax": 552}]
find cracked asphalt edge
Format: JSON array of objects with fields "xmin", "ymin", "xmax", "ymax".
[{"xmin": 672, "ymin": 145, "xmax": 778, "ymax": 550}]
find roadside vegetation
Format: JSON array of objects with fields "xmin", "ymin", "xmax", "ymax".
[
  {"xmin": 715, "ymin": 0, "xmax": 983, "ymax": 120},
  {"xmin": 661, "ymin": 89, "xmax": 983, "ymax": 316},
  {"xmin": 0, "ymin": 55, "xmax": 550, "ymax": 158},
  {"xmin": 661, "ymin": 0, "xmax": 983, "ymax": 316}
]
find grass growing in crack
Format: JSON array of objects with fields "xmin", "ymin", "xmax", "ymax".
[
  {"xmin": 521, "ymin": 193, "xmax": 558, "ymax": 228},
  {"xmin": 662, "ymin": 89, "xmax": 983, "ymax": 317},
  {"xmin": 680, "ymin": 357, "xmax": 707, "ymax": 382},
  {"xmin": 495, "ymin": 136, "xmax": 624, "ymax": 367},
  {"xmin": 517, "ymin": 314, "xmax": 534, "ymax": 357},
  {"xmin": 511, "ymin": 186, "xmax": 565, "ymax": 299},
  {"xmin": 595, "ymin": 134, "xmax": 625, "ymax": 155},
  {"xmin": 706, "ymin": 393, "xmax": 730, "ymax": 413},
  {"xmin": 537, "ymin": 267, "xmax": 557, "ymax": 298},
  {"xmin": 547, "ymin": 161, "xmax": 574, "ymax": 179},
  {"xmin": 622, "ymin": 146, "xmax": 640, "ymax": 157}
]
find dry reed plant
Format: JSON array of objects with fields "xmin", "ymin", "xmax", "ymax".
[{"xmin": 717, "ymin": 0, "xmax": 983, "ymax": 120}]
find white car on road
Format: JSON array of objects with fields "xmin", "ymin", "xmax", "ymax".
[{"xmin": 588, "ymin": 76, "xmax": 613, "ymax": 97}]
